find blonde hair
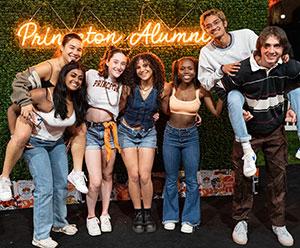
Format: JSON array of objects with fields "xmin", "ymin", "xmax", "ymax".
[{"xmin": 200, "ymin": 8, "xmax": 227, "ymax": 29}]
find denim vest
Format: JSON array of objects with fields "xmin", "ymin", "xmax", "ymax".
[{"xmin": 123, "ymin": 86, "xmax": 158, "ymax": 130}]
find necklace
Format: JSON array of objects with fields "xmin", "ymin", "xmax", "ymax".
[
  {"xmin": 139, "ymin": 85, "xmax": 153, "ymax": 95},
  {"xmin": 105, "ymin": 81, "xmax": 120, "ymax": 106}
]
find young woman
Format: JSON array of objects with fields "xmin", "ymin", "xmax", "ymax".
[
  {"xmin": 85, "ymin": 46, "xmax": 128, "ymax": 236},
  {"xmin": 7, "ymin": 61, "xmax": 88, "ymax": 248},
  {"xmin": 161, "ymin": 57, "xmax": 222, "ymax": 233},
  {"xmin": 118, "ymin": 52, "xmax": 165, "ymax": 233},
  {"xmin": 0, "ymin": 33, "xmax": 88, "ymax": 201}
]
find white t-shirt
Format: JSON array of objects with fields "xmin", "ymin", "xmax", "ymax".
[
  {"xmin": 86, "ymin": 69, "xmax": 122, "ymax": 120},
  {"xmin": 198, "ymin": 29, "xmax": 258, "ymax": 90},
  {"xmin": 33, "ymin": 108, "xmax": 76, "ymax": 141}
]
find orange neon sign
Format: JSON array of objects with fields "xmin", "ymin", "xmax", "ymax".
[{"xmin": 16, "ymin": 21, "xmax": 210, "ymax": 48}]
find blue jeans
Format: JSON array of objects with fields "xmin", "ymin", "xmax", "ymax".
[
  {"xmin": 287, "ymin": 88, "xmax": 300, "ymax": 139},
  {"xmin": 23, "ymin": 137, "xmax": 68, "ymax": 240},
  {"xmin": 86, "ymin": 124, "xmax": 114, "ymax": 150},
  {"xmin": 227, "ymin": 90, "xmax": 251, "ymax": 142},
  {"xmin": 162, "ymin": 123, "xmax": 200, "ymax": 226},
  {"xmin": 118, "ymin": 121, "xmax": 157, "ymax": 149}
]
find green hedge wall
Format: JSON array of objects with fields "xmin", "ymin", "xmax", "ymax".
[{"xmin": 0, "ymin": 0, "xmax": 268, "ymax": 180}]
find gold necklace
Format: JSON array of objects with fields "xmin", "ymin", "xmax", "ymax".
[{"xmin": 139, "ymin": 85, "xmax": 153, "ymax": 95}]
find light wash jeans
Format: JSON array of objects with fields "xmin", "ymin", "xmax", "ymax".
[
  {"xmin": 227, "ymin": 90, "xmax": 251, "ymax": 142},
  {"xmin": 228, "ymin": 88, "xmax": 300, "ymax": 142},
  {"xmin": 23, "ymin": 137, "xmax": 68, "ymax": 240},
  {"xmin": 287, "ymin": 88, "xmax": 300, "ymax": 139},
  {"xmin": 162, "ymin": 123, "xmax": 200, "ymax": 226}
]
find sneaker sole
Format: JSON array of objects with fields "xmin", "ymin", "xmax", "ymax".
[
  {"xmin": 132, "ymin": 225, "xmax": 144, "ymax": 234},
  {"xmin": 32, "ymin": 239, "xmax": 58, "ymax": 248},
  {"xmin": 232, "ymin": 234, "xmax": 248, "ymax": 245},
  {"xmin": 164, "ymin": 226, "xmax": 175, "ymax": 231},
  {"xmin": 243, "ymin": 168, "xmax": 257, "ymax": 177},
  {"xmin": 52, "ymin": 228, "xmax": 77, "ymax": 236},
  {"xmin": 145, "ymin": 224, "xmax": 156, "ymax": 233},
  {"xmin": 0, "ymin": 195, "xmax": 12, "ymax": 202},
  {"xmin": 87, "ymin": 230, "xmax": 101, "ymax": 236},
  {"xmin": 181, "ymin": 229, "xmax": 193, "ymax": 234}
]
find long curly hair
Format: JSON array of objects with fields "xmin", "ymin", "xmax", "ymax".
[
  {"xmin": 98, "ymin": 46, "xmax": 129, "ymax": 84},
  {"xmin": 53, "ymin": 61, "xmax": 88, "ymax": 126},
  {"xmin": 172, "ymin": 56, "xmax": 200, "ymax": 89},
  {"xmin": 126, "ymin": 52, "xmax": 165, "ymax": 99}
]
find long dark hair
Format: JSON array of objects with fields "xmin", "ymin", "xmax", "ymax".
[
  {"xmin": 172, "ymin": 56, "xmax": 200, "ymax": 88},
  {"xmin": 98, "ymin": 46, "xmax": 129, "ymax": 84},
  {"xmin": 126, "ymin": 52, "xmax": 165, "ymax": 99},
  {"xmin": 53, "ymin": 61, "xmax": 87, "ymax": 126}
]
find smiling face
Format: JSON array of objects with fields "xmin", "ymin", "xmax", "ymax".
[
  {"xmin": 61, "ymin": 38, "xmax": 83, "ymax": 63},
  {"xmin": 106, "ymin": 52, "xmax": 127, "ymax": 80},
  {"xmin": 259, "ymin": 35, "xmax": 283, "ymax": 68},
  {"xmin": 135, "ymin": 59, "xmax": 154, "ymax": 83},
  {"xmin": 178, "ymin": 59, "xmax": 196, "ymax": 84},
  {"xmin": 203, "ymin": 14, "xmax": 227, "ymax": 40},
  {"xmin": 65, "ymin": 68, "xmax": 84, "ymax": 91}
]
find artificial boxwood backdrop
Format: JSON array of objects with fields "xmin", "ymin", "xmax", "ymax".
[{"xmin": 0, "ymin": 0, "xmax": 268, "ymax": 180}]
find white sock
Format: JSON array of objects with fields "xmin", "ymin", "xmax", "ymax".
[
  {"xmin": 0, "ymin": 175, "xmax": 10, "ymax": 180},
  {"xmin": 241, "ymin": 142, "xmax": 253, "ymax": 155}
]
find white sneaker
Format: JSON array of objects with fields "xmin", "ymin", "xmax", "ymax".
[
  {"xmin": 242, "ymin": 151, "xmax": 257, "ymax": 177},
  {"xmin": 164, "ymin": 222, "xmax": 176, "ymax": 231},
  {"xmin": 86, "ymin": 217, "xmax": 101, "ymax": 236},
  {"xmin": 52, "ymin": 224, "xmax": 78, "ymax": 235},
  {"xmin": 295, "ymin": 148, "xmax": 300, "ymax": 159},
  {"xmin": 232, "ymin": 221, "xmax": 248, "ymax": 245},
  {"xmin": 0, "ymin": 176, "xmax": 12, "ymax": 201},
  {"xmin": 100, "ymin": 214, "xmax": 112, "ymax": 232},
  {"xmin": 180, "ymin": 223, "xmax": 193, "ymax": 234},
  {"xmin": 272, "ymin": 225, "xmax": 294, "ymax": 247},
  {"xmin": 32, "ymin": 237, "xmax": 58, "ymax": 248},
  {"xmin": 67, "ymin": 170, "xmax": 88, "ymax": 194}
]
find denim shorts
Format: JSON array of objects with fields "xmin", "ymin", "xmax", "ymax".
[
  {"xmin": 86, "ymin": 124, "xmax": 115, "ymax": 150},
  {"xmin": 118, "ymin": 122, "xmax": 157, "ymax": 149}
]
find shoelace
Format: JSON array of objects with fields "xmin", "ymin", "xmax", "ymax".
[
  {"xmin": 275, "ymin": 227, "xmax": 290, "ymax": 237},
  {"xmin": 235, "ymin": 222, "xmax": 247, "ymax": 234},
  {"xmin": 75, "ymin": 172, "xmax": 87, "ymax": 185},
  {"xmin": 89, "ymin": 218, "xmax": 100, "ymax": 228},
  {"xmin": 62, "ymin": 224, "xmax": 77, "ymax": 231},
  {"xmin": 101, "ymin": 216, "xmax": 111, "ymax": 225},
  {"xmin": 242, "ymin": 153, "xmax": 256, "ymax": 161}
]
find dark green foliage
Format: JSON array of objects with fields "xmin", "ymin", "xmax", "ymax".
[{"xmin": 0, "ymin": 0, "xmax": 268, "ymax": 180}]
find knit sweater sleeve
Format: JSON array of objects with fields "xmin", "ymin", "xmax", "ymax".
[
  {"xmin": 10, "ymin": 68, "xmax": 42, "ymax": 107},
  {"xmin": 198, "ymin": 47, "xmax": 224, "ymax": 91}
]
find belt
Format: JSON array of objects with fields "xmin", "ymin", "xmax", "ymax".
[
  {"xmin": 86, "ymin": 121, "xmax": 104, "ymax": 128},
  {"xmin": 121, "ymin": 119, "xmax": 143, "ymax": 131}
]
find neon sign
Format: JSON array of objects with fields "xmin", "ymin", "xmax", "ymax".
[
  {"xmin": 129, "ymin": 22, "xmax": 210, "ymax": 46},
  {"xmin": 16, "ymin": 21, "xmax": 210, "ymax": 48}
]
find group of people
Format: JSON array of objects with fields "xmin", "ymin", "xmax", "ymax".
[{"xmin": 0, "ymin": 7, "xmax": 299, "ymax": 248}]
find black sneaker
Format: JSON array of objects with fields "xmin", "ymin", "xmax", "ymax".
[
  {"xmin": 132, "ymin": 209, "xmax": 144, "ymax": 233},
  {"xmin": 144, "ymin": 209, "xmax": 156, "ymax": 233}
]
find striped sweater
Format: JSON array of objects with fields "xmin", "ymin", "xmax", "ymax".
[{"xmin": 222, "ymin": 55, "xmax": 300, "ymax": 135}]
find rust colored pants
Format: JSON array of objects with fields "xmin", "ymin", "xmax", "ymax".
[{"xmin": 232, "ymin": 125, "xmax": 288, "ymax": 226}]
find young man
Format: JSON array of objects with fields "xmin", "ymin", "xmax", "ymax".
[
  {"xmin": 198, "ymin": 8, "xmax": 300, "ymax": 167},
  {"xmin": 222, "ymin": 26, "xmax": 299, "ymax": 247},
  {"xmin": 198, "ymin": 9, "xmax": 258, "ymax": 177}
]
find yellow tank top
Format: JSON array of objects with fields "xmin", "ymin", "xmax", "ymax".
[{"xmin": 169, "ymin": 87, "xmax": 201, "ymax": 116}]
